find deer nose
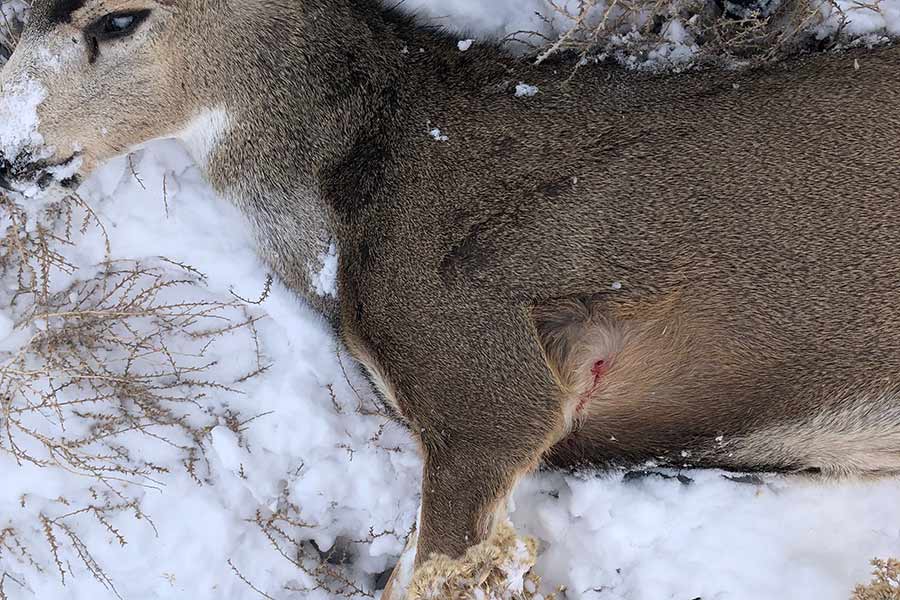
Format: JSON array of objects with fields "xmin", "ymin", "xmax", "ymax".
[
  {"xmin": 0, "ymin": 153, "xmax": 48, "ymax": 193},
  {"xmin": 0, "ymin": 151, "xmax": 82, "ymax": 195}
]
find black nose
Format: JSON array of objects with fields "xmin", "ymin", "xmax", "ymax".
[
  {"xmin": 0, "ymin": 152, "xmax": 82, "ymax": 195},
  {"xmin": 59, "ymin": 174, "xmax": 80, "ymax": 190}
]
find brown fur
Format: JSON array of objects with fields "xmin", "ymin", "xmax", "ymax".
[{"xmin": 3, "ymin": 0, "xmax": 900, "ymax": 590}]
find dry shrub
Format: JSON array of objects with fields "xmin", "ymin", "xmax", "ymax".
[
  {"xmin": 507, "ymin": 0, "xmax": 884, "ymax": 69},
  {"xmin": 233, "ymin": 396, "xmax": 403, "ymax": 600},
  {"xmin": 1, "ymin": 188, "xmax": 388, "ymax": 598},
  {"xmin": 853, "ymin": 559, "xmax": 900, "ymax": 600},
  {"xmin": 0, "ymin": 188, "xmax": 265, "ymax": 596},
  {"xmin": 246, "ymin": 509, "xmax": 386, "ymax": 598},
  {"xmin": 0, "ymin": 192, "xmax": 105, "ymax": 304},
  {"xmin": 1, "ymin": 257, "xmax": 259, "ymax": 479}
]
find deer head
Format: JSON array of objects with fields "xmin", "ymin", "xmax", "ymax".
[{"xmin": 0, "ymin": 0, "xmax": 201, "ymax": 194}]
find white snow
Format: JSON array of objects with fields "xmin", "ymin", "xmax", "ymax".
[
  {"xmin": 428, "ymin": 127, "xmax": 449, "ymax": 142},
  {"xmin": 401, "ymin": 0, "xmax": 554, "ymax": 41},
  {"xmin": 514, "ymin": 472, "xmax": 900, "ymax": 600},
  {"xmin": 45, "ymin": 153, "xmax": 81, "ymax": 180},
  {"xmin": 0, "ymin": 75, "xmax": 47, "ymax": 161},
  {"xmin": 0, "ymin": 311, "xmax": 12, "ymax": 340},
  {"xmin": 2, "ymin": 2, "xmax": 900, "ymax": 600},
  {"xmin": 311, "ymin": 241, "xmax": 339, "ymax": 298},
  {"xmin": 515, "ymin": 83, "xmax": 539, "ymax": 97},
  {"xmin": 1, "ymin": 143, "xmax": 422, "ymax": 600},
  {"xmin": 818, "ymin": 0, "xmax": 900, "ymax": 38},
  {"xmin": 458, "ymin": 38, "xmax": 475, "ymax": 52},
  {"xmin": 500, "ymin": 536, "xmax": 533, "ymax": 593}
]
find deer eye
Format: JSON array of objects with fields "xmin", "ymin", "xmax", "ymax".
[
  {"xmin": 108, "ymin": 15, "xmax": 136, "ymax": 32},
  {"xmin": 88, "ymin": 9, "xmax": 151, "ymax": 41}
]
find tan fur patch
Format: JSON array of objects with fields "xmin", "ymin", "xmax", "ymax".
[
  {"xmin": 343, "ymin": 331, "xmax": 405, "ymax": 420},
  {"xmin": 532, "ymin": 292, "xmax": 702, "ymax": 435}
]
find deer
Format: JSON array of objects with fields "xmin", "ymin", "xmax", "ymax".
[{"xmin": 1, "ymin": 0, "xmax": 899, "ymax": 595}]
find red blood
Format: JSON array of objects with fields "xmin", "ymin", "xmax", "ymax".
[
  {"xmin": 591, "ymin": 359, "xmax": 607, "ymax": 384},
  {"xmin": 576, "ymin": 359, "xmax": 609, "ymax": 415}
]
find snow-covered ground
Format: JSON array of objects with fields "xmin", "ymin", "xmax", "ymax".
[{"xmin": 2, "ymin": 1, "xmax": 900, "ymax": 600}]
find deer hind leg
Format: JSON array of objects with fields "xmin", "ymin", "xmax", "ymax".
[
  {"xmin": 381, "ymin": 469, "xmax": 525, "ymax": 599},
  {"xmin": 381, "ymin": 499, "xmax": 516, "ymax": 600},
  {"xmin": 724, "ymin": 392, "xmax": 900, "ymax": 477},
  {"xmin": 414, "ymin": 439, "xmax": 541, "ymax": 565}
]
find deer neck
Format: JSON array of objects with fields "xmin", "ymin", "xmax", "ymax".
[{"xmin": 172, "ymin": 0, "xmax": 423, "ymax": 313}]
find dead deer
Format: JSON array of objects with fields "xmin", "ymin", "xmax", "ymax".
[{"xmin": 2, "ymin": 0, "xmax": 900, "ymax": 594}]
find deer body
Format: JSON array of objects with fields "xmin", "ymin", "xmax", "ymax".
[{"xmin": 3, "ymin": 0, "xmax": 900, "ymax": 587}]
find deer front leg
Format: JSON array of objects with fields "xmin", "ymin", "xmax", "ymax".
[
  {"xmin": 415, "ymin": 440, "xmax": 533, "ymax": 564},
  {"xmin": 358, "ymin": 305, "xmax": 566, "ymax": 595},
  {"xmin": 382, "ymin": 422, "xmax": 556, "ymax": 600}
]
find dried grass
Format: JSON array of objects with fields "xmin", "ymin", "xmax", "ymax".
[
  {"xmin": 407, "ymin": 521, "xmax": 557, "ymax": 600},
  {"xmin": 506, "ymin": 0, "xmax": 885, "ymax": 70},
  {"xmin": 853, "ymin": 559, "xmax": 900, "ymax": 600},
  {"xmin": 0, "ymin": 186, "xmax": 391, "ymax": 597},
  {"xmin": 0, "ymin": 186, "xmax": 267, "ymax": 595}
]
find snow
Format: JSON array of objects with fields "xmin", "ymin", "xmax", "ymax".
[
  {"xmin": 0, "ymin": 311, "xmax": 11, "ymax": 340},
  {"xmin": 401, "ymin": 0, "xmax": 553, "ymax": 41},
  {"xmin": 1, "ymin": 143, "xmax": 422, "ymax": 600},
  {"xmin": 501, "ymin": 536, "xmax": 534, "ymax": 593},
  {"xmin": 515, "ymin": 472, "xmax": 900, "ymax": 600},
  {"xmin": 817, "ymin": 0, "xmax": 900, "ymax": 38},
  {"xmin": 515, "ymin": 83, "xmax": 539, "ymax": 97},
  {"xmin": 458, "ymin": 39, "xmax": 475, "ymax": 52},
  {"xmin": 311, "ymin": 242, "xmax": 339, "ymax": 298},
  {"xmin": 0, "ymin": 75, "xmax": 47, "ymax": 161},
  {"xmin": 428, "ymin": 127, "xmax": 449, "ymax": 142},
  {"xmin": 2, "ymin": 1, "xmax": 900, "ymax": 600}
]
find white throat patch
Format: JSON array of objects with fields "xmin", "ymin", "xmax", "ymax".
[{"xmin": 176, "ymin": 107, "xmax": 231, "ymax": 168}]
